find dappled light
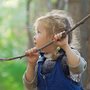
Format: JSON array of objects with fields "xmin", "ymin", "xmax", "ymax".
[
  {"xmin": 0, "ymin": 0, "xmax": 27, "ymax": 90},
  {"xmin": 2, "ymin": 0, "xmax": 19, "ymax": 8},
  {"xmin": 0, "ymin": 0, "xmax": 90, "ymax": 90}
]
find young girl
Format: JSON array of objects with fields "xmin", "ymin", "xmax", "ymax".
[{"xmin": 23, "ymin": 10, "xmax": 87, "ymax": 90}]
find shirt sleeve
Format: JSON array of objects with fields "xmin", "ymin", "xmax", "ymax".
[
  {"xmin": 68, "ymin": 49, "xmax": 87, "ymax": 82},
  {"xmin": 68, "ymin": 49, "xmax": 87, "ymax": 74},
  {"xmin": 23, "ymin": 65, "xmax": 38, "ymax": 90}
]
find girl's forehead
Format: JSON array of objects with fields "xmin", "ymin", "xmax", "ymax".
[
  {"xmin": 34, "ymin": 21, "xmax": 46, "ymax": 30},
  {"xmin": 34, "ymin": 20, "xmax": 41, "ymax": 29},
  {"xmin": 34, "ymin": 24, "xmax": 45, "ymax": 33}
]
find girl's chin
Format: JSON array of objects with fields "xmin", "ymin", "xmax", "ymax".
[
  {"xmin": 35, "ymin": 45, "xmax": 49, "ymax": 53},
  {"xmin": 35, "ymin": 45, "xmax": 42, "ymax": 49}
]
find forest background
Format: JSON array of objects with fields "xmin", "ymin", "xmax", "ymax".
[{"xmin": 0, "ymin": 0, "xmax": 90, "ymax": 90}]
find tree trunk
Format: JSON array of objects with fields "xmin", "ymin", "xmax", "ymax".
[
  {"xmin": 53, "ymin": 0, "xmax": 65, "ymax": 9},
  {"xmin": 67, "ymin": 0, "xmax": 90, "ymax": 89},
  {"xmin": 80, "ymin": 0, "xmax": 90, "ymax": 89},
  {"xmin": 26, "ymin": 0, "xmax": 34, "ymax": 49},
  {"xmin": 80, "ymin": 0, "xmax": 89, "ymax": 89}
]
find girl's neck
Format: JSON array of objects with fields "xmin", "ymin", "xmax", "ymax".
[{"xmin": 44, "ymin": 51, "xmax": 59, "ymax": 60}]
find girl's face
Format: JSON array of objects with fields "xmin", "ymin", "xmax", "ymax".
[{"xmin": 34, "ymin": 22, "xmax": 54, "ymax": 53}]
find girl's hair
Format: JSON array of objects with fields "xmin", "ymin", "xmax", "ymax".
[{"xmin": 34, "ymin": 10, "xmax": 74, "ymax": 44}]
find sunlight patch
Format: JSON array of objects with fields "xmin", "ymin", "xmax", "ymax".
[{"xmin": 2, "ymin": 0, "xmax": 19, "ymax": 8}]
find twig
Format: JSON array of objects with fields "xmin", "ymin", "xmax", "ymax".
[
  {"xmin": 0, "ymin": 54, "xmax": 26, "ymax": 61},
  {"xmin": 0, "ymin": 14, "xmax": 90, "ymax": 61},
  {"xmin": 37, "ymin": 14, "xmax": 90, "ymax": 51},
  {"xmin": 66, "ymin": 14, "xmax": 90, "ymax": 34}
]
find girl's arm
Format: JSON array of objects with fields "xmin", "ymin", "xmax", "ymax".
[
  {"xmin": 23, "ymin": 47, "xmax": 39, "ymax": 90},
  {"xmin": 23, "ymin": 64, "xmax": 37, "ymax": 90},
  {"xmin": 54, "ymin": 31, "xmax": 87, "ymax": 73},
  {"xmin": 63, "ymin": 45, "xmax": 87, "ymax": 74}
]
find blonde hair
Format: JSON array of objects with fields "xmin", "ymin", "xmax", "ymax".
[{"xmin": 34, "ymin": 10, "xmax": 74, "ymax": 44}]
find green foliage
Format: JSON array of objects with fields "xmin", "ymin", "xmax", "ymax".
[
  {"xmin": 0, "ymin": 0, "xmax": 60, "ymax": 90},
  {"xmin": 0, "ymin": 61, "xmax": 26, "ymax": 90},
  {"xmin": 51, "ymin": 0, "xmax": 57, "ymax": 4},
  {"xmin": 0, "ymin": 0, "xmax": 27, "ymax": 90}
]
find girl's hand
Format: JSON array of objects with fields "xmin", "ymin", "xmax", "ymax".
[
  {"xmin": 54, "ymin": 31, "xmax": 69, "ymax": 49},
  {"xmin": 25, "ymin": 47, "xmax": 39, "ymax": 66}
]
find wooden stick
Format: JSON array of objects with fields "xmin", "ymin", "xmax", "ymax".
[
  {"xmin": 0, "ymin": 14, "xmax": 90, "ymax": 61},
  {"xmin": 0, "ymin": 54, "xmax": 26, "ymax": 61},
  {"xmin": 37, "ymin": 14, "xmax": 90, "ymax": 51}
]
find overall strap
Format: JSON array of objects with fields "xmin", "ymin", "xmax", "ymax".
[{"xmin": 58, "ymin": 48, "xmax": 70, "ymax": 77}]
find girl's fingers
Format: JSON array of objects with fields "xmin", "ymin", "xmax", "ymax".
[
  {"xmin": 54, "ymin": 33, "xmax": 62, "ymax": 41},
  {"xmin": 25, "ymin": 47, "xmax": 38, "ymax": 56},
  {"xmin": 54, "ymin": 31, "xmax": 66, "ymax": 41},
  {"xmin": 33, "ymin": 47, "xmax": 38, "ymax": 52}
]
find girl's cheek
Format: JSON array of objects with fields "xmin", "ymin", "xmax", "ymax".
[
  {"xmin": 35, "ymin": 34, "xmax": 39, "ymax": 39},
  {"xmin": 36, "ymin": 35, "xmax": 41, "ymax": 42},
  {"xmin": 36, "ymin": 35, "xmax": 39, "ymax": 40}
]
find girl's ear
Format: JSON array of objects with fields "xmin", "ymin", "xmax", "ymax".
[{"xmin": 46, "ymin": 33, "xmax": 54, "ymax": 40}]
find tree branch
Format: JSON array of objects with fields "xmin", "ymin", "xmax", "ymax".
[
  {"xmin": 0, "ymin": 14, "xmax": 90, "ymax": 61},
  {"xmin": 0, "ymin": 54, "xmax": 26, "ymax": 61}
]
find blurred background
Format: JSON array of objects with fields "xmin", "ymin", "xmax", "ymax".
[{"xmin": 0, "ymin": 0, "xmax": 90, "ymax": 90}]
